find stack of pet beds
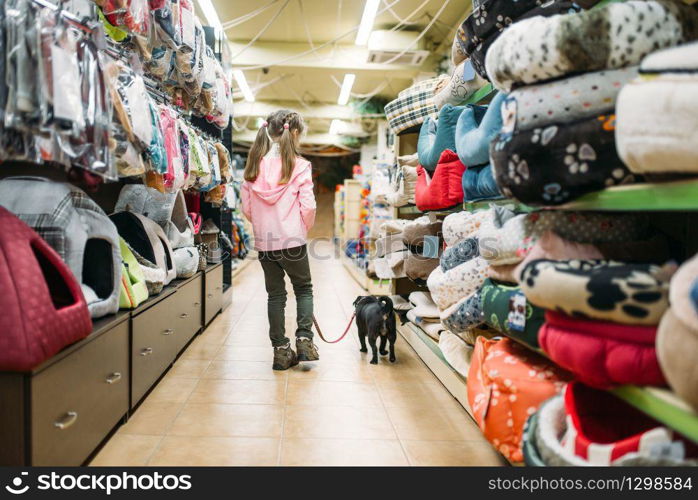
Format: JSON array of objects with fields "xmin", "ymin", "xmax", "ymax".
[
  {"xmin": 385, "ymin": 155, "xmax": 418, "ymax": 208},
  {"xmin": 485, "ymin": 0, "xmax": 698, "ymax": 206},
  {"xmin": 406, "ymin": 292, "xmax": 445, "ymax": 341},
  {"xmin": 400, "ymin": 216, "xmax": 442, "ymax": 282},
  {"xmin": 372, "ymin": 219, "xmax": 409, "ymax": 280}
]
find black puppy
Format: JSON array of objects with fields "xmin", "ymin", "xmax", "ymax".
[{"xmin": 353, "ymin": 296, "xmax": 396, "ymax": 364}]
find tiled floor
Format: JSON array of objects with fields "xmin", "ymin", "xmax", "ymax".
[{"xmin": 91, "ymin": 239, "xmax": 506, "ymax": 467}]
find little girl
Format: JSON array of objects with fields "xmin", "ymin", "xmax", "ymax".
[{"xmin": 241, "ymin": 110, "xmax": 319, "ymax": 370}]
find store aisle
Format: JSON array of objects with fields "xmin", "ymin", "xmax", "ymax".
[{"xmin": 91, "ymin": 240, "xmax": 505, "ymax": 466}]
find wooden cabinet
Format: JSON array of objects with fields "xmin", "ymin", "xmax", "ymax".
[{"xmin": 204, "ymin": 263, "xmax": 223, "ymax": 326}]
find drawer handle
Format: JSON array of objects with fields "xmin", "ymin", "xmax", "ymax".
[
  {"xmin": 216, "ymin": 286, "xmax": 222, "ymax": 291},
  {"xmin": 105, "ymin": 372, "xmax": 122, "ymax": 384},
  {"xmin": 162, "ymin": 328, "xmax": 174, "ymax": 336},
  {"xmin": 194, "ymin": 302, "xmax": 201, "ymax": 306},
  {"xmin": 54, "ymin": 412, "xmax": 78, "ymax": 430},
  {"xmin": 140, "ymin": 347, "xmax": 153, "ymax": 357},
  {"xmin": 207, "ymin": 293, "xmax": 213, "ymax": 298},
  {"xmin": 180, "ymin": 313, "xmax": 189, "ymax": 319}
]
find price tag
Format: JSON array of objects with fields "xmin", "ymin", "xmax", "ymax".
[
  {"xmin": 462, "ymin": 60, "xmax": 476, "ymax": 82},
  {"xmin": 422, "ymin": 235, "xmax": 440, "ymax": 259}
]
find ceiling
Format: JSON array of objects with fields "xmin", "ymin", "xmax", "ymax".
[{"xmin": 203, "ymin": 0, "xmax": 474, "ymax": 142}]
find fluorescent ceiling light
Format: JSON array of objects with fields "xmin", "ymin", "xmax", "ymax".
[
  {"xmin": 337, "ymin": 74, "xmax": 356, "ymax": 106},
  {"xmin": 329, "ymin": 119, "xmax": 347, "ymax": 136},
  {"xmin": 233, "ymin": 70, "xmax": 255, "ymax": 102},
  {"xmin": 197, "ymin": 0, "xmax": 223, "ymax": 32},
  {"xmin": 355, "ymin": 0, "xmax": 380, "ymax": 46}
]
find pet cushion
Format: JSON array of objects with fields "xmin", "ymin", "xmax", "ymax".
[
  {"xmin": 462, "ymin": 164, "xmax": 503, "ymax": 202},
  {"xmin": 521, "ymin": 260, "xmax": 674, "ymax": 325},
  {"xmin": 118, "ymin": 237, "xmax": 149, "ymax": 309},
  {"xmin": 405, "ymin": 253, "xmax": 440, "ymax": 281},
  {"xmin": 385, "ymin": 76, "xmax": 446, "ymax": 135},
  {"xmin": 0, "ymin": 207, "xmax": 92, "ymax": 371},
  {"xmin": 534, "ymin": 395, "xmax": 590, "ymax": 467},
  {"xmin": 374, "ymin": 250, "xmax": 409, "ymax": 279},
  {"xmin": 427, "ymin": 257, "xmax": 490, "ymax": 310},
  {"xmin": 522, "ymin": 413, "xmax": 546, "ymax": 467},
  {"xmin": 438, "ymin": 331, "xmax": 473, "ymax": 378},
  {"xmin": 539, "ymin": 311, "xmax": 666, "ymax": 388},
  {"xmin": 385, "ymin": 165, "xmax": 418, "ymax": 207},
  {"xmin": 480, "ymin": 279, "xmax": 545, "ymax": 349},
  {"xmin": 505, "ymin": 67, "xmax": 638, "ymax": 133},
  {"xmin": 442, "ymin": 209, "xmax": 489, "ymax": 247},
  {"xmin": 409, "ymin": 291, "xmax": 441, "ymax": 320},
  {"xmin": 616, "ymin": 42, "xmax": 698, "ymax": 174},
  {"xmin": 173, "ymin": 246, "xmax": 200, "ymax": 279},
  {"xmin": 433, "ymin": 61, "xmax": 487, "ymax": 110},
  {"xmin": 491, "ymin": 113, "xmax": 636, "ymax": 206},
  {"xmin": 440, "ymin": 237, "xmax": 479, "ymax": 271},
  {"xmin": 440, "ymin": 291, "xmax": 485, "ymax": 334},
  {"xmin": 484, "ymin": 0, "xmax": 698, "ymax": 92},
  {"xmin": 459, "ymin": 0, "xmax": 580, "ymax": 79},
  {"xmin": 467, "ymin": 336, "xmax": 571, "ymax": 463},
  {"xmin": 456, "ymin": 92, "xmax": 506, "ymax": 167},
  {"xmin": 110, "ymin": 211, "xmax": 177, "ymax": 286},
  {"xmin": 417, "ymin": 105, "xmax": 465, "ymax": 170},
  {"xmin": 415, "ymin": 151, "xmax": 466, "ymax": 211},
  {"xmin": 478, "ymin": 207, "xmax": 647, "ymax": 266},
  {"xmin": 0, "ymin": 177, "xmax": 121, "ymax": 319},
  {"xmin": 402, "ymin": 216, "xmax": 443, "ymax": 246},
  {"xmin": 374, "ymin": 235, "xmax": 406, "ymax": 258},
  {"xmin": 562, "ymin": 382, "xmax": 691, "ymax": 466}
]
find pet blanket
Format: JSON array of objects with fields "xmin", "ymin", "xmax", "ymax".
[
  {"xmin": 520, "ymin": 260, "xmax": 674, "ymax": 325},
  {"xmin": 415, "ymin": 151, "xmax": 466, "ymax": 211},
  {"xmin": 457, "ymin": 0, "xmax": 579, "ymax": 78},
  {"xmin": 442, "ymin": 209, "xmax": 490, "ymax": 247},
  {"xmin": 491, "ymin": 113, "xmax": 636, "ymax": 206},
  {"xmin": 467, "ymin": 337, "xmax": 571, "ymax": 463},
  {"xmin": 417, "ymin": 105, "xmax": 466, "ymax": 170},
  {"xmin": 478, "ymin": 208, "xmax": 646, "ymax": 266},
  {"xmin": 427, "ymin": 257, "xmax": 490, "ymax": 310},
  {"xmin": 440, "ymin": 237, "xmax": 479, "ymax": 271},
  {"xmin": 456, "ymin": 92, "xmax": 506, "ymax": 167},
  {"xmin": 616, "ymin": 42, "xmax": 698, "ymax": 174},
  {"xmin": 484, "ymin": 0, "xmax": 698, "ymax": 91},
  {"xmin": 539, "ymin": 311, "xmax": 666, "ymax": 388},
  {"xmin": 480, "ymin": 279, "xmax": 545, "ymax": 349},
  {"xmin": 505, "ymin": 67, "xmax": 638, "ymax": 132}
]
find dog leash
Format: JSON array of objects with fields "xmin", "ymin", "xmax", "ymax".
[{"xmin": 312, "ymin": 313, "xmax": 355, "ymax": 344}]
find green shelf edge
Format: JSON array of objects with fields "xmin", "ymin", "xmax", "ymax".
[
  {"xmin": 611, "ymin": 386, "xmax": 698, "ymax": 443},
  {"xmin": 463, "ymin": 84, "xmax": 495, "ymax": 105}
]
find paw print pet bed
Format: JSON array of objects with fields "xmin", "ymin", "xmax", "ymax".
[
  {"xmin": 467, "ymin": 336, "xmax": 571, "ymax": 463},
  {"xmin": 491, "ymin": 113, "xmax": 636, "ymax": 206},
  {"xmin": 539, "ymin": 311, "xmax": 666, "ymax": 388},
  {"xmin": 616, "ymin": 42, "xmax": 698, "ymax": 174},
  {"xmin": 442, "ymin": 209, "xmax": 489, "ymax": 246},
  {"xmin": 417, "ymin": 105, "xmax": 466, "ymax": 170},
  {"xmin": 485, "ymin": 0, "xmax": 698, "ymax": 92},
  {"xmin": 520, "ymin": 260, "xmax": 675, "ymax": 325},
  {"xmin": 456, "ymin": 0, "xmax": 579, "ymax": 79},
  {"xmin": 440, "ymin": 237, "xmax": 479, "ymax": 271},
  {"xmin": 427, "ymin": 257, "xmax": 490, "ymax": 310},
  {"xmin": 0, "ymin": 177, "xmax": 121, "ymax": 319},
  {"xmin": 0, "ymin": 207, "xmax": 92, "ymax": 371},
  {"xmin": 433, "ymin": 61, "xmax": 487, "ymax": 111}
]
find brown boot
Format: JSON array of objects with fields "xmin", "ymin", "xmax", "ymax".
[
  {"xmin": 272, "ymin": 343, "xmax": 298, "ymax": 371},
  {"xmin": 296, "ymin": 337, "xmax": 319, "ymax": 362}
]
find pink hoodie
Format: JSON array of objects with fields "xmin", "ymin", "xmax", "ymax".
[{"xmin": 241, "ymin": 153, "xmax": 316, "ymax": 252}]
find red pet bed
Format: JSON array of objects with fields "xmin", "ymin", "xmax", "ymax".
[
  {"xmin": 0, "ymin": 208, "xmax": 92, "ymax": 371},
  {"xmin": 415, "ymin": 150, "xmax": 465, "ymax": 211},
  {"xmin": 539, "ymin": 311, "xmax": 665, "ymax": 389}
]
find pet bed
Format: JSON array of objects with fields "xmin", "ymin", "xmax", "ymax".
[
  {"xmin": 442, "ymin": 209, "xmax": 489, "ymax": 247},
  {"xmin": 0, "ymin": 207, "xmax": 92, "ymax": 371},
  {"xmin": 539, "ymin": 311, "xmax": 666, "ymax": 388},
  {"xmin": 433, "ymin": 61, "xmax": 487, "ymax": 110},
  {"xmin": 118, "ymin": 237, "xmax": 149, "ymax": 309},
  {"xmin": 520, "ymin": 260, "xmax": 674, "ymax": 325},
  {"xmin": 438, "ymin": 331, "xmax": 473, "ymax": 378},
  {"xmin": 385, "ymin": 76, "xmax": 445, "ymax": 135},
  {"xmin": 484, "ymin": 0, "xmax": 698, "ymax": 91},
  {"xmin": 417, "ymin": 105, "xmax": 465, "ymax": 170},
  {"xmin": 427, "ymin": 257, "xmax": 490, "ymax": 310},
  {"xmin": 439, "ymin": 291, "xmax": 485, "ymax": 334},
  {"xmin": 405, "ymin": 253, "xmax": 440, "ymax": 281},
  {"xmin": 415, "ymin": 151, "xmax": 466, "ymax": 211},
  {"xmin": 440, "ymin": 237, "xmax": 479, "ymax": 271},
  {"xmin": 455, "ymin": 92, "xmax": 506, "ymax": 167},
  {"xmin": 402, "ymin": 216, "xmax": 443, "ymax": 246},
  {"xmin": 462, "ymin": 164, "xmax": 503, "ymax": 202}
]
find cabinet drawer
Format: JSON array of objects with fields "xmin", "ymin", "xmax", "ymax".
[
  {"xmin": 171, "ymin": 276, "xmax": 203, "ymax": 354},
  {"xmin": 30, "ymin": 320, "xmax": 129, "ymax": 466},
  {"xmin": 131, "ymin": 295, "xmax": 179, "ymax": 405},
  {"xmin": 204, "ymin": 265, "xmax": 223, "ymax": 325}
]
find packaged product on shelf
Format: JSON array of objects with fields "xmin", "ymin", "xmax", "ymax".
[{"xmin": 149, "ymin": 0, "xmax": 180, "ymax": 50}]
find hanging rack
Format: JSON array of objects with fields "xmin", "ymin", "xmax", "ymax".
[{"xmin": 31, "ymin": 0, "xmax": 96, "ymax": 34}]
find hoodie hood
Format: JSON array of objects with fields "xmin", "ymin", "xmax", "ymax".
[{"xmin": 246, "ymin": 157, "xmax": 310, "ymax": 205}]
